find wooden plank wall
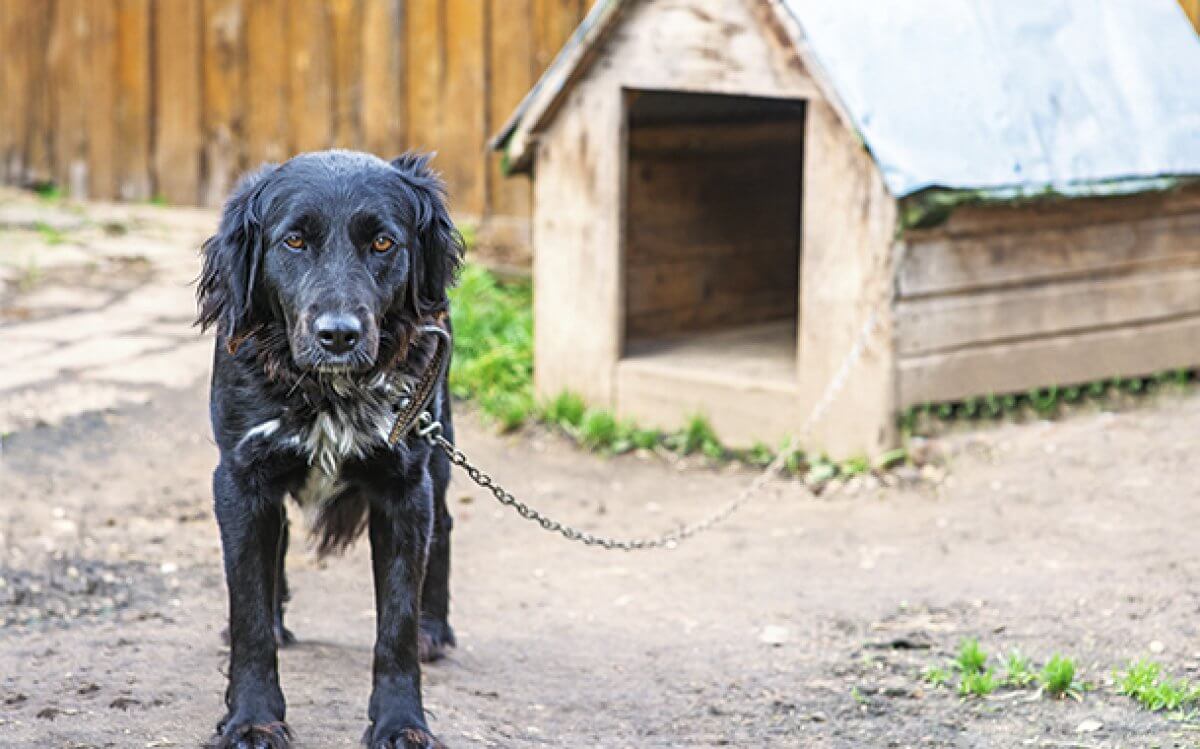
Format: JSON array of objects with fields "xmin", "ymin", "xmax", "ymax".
[
  {"xmin": 0, "ymin": 0, "xmax": 589, "ymax": 224},
  {"xmin": 894, "ymin": 187, "xmax": 1200, "ymax": 406}
]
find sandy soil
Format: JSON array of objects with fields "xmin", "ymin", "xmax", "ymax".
[{"xmin": 4, "ymin": 190, "xmax": 1200, "ymax": 748}]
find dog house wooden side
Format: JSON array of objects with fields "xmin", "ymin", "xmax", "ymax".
[
  {"xmin": 528, "ymin": 0, "xmax": 821, "ymax": 414},
  {"xmin": 894, "ymin": 186, "xmax": 1200, "ymax": 406}
]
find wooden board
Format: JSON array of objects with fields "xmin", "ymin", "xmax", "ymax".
[
  {"xmin": 798, "ymin": 97, "xmax": 898, "ymax": 457},
  {"xmin": 899, "ymin": 314, "xmax": 1200, "ymax": 407},
  {"xmin": 0, "ymin": 0, "xmax": 27, "ymax": 181},
  {"xmin": 154, "ymin": 0, "xmax": 203, "ymax": 204},
  {"xmin": 441, "ymin": 0, "xmax": 487, "ymax": 216},
  {"xmin": 115, "ymin": 0, "xmax": 152, "ymax": 200},
  {"xmin": 404, "ymin": 0, "xmax": 442, "ymax": 152},
  {"xmin": 288, "ymin": 0, "xmax": 332, "ymax": 153},
  {"xmin": 329, "ymin": 0, "xmax": 363, "ymax": 149},
  {"xmin": 202, "ymin": 0, "xmax": 244, "ymax": 205},
  {"xmin": 616, "ymin": 323, "xmax": 800, "ymax": 446},
  {"xmin": 362, "ymin": 0, "xmax": 406, "ymax": 158},
  {"xmin": 487, "ymin": 0, "xmax": 535, "ymax": 218},
  {"xmin": 533, "ymin": 0, "xmax": 583, "ymax": 71},
  {"xmin": 86, "ymin": 2, "xmax": 118, "ymax": 199},
  {"xmin": 244, "ymin": 0, "xmax": 289, "ymax": 167},
  {"xmin": 21, "ymin": 1, "xmax": 54, "ymax": 185},
  {"xmin": 896, "ymin": 267, "xmax": 1200, "ymax": 357},
  {"xmin": 900, "ymin": 197, "xmax": 1200, "ymax": 298}
]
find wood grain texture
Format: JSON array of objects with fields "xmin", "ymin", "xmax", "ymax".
[
  {"xmin": 154, "ymin": 0, "xmax": 203, "ymax": 204},
  {"xmin": 487, "ymin": 0, "xmax": 535, "ymax": 218},
  {"xmin": 896, "ymin": 268, "xmax": 1200, "ymax": 357},
  {"xmin": 288, "ymin": 0, "xmax": 332, "ymax": 153},
  {"xmin": 405, "ymin": 0, "xmax": 442, "ymax": 152},
  {"xmin": 244, "ymin": 0, "xmax": 289, "ymax": 166},
  {"xmin": 329, "ymin": 0, "xmax": 363, "ymax": 149},
  {"xmin": 899, "ymin": 315, "xmax": 1200, "ymax": 407},
  {"xmin": 202, "ymin": 0, "xmax": 244, "ymax": 205},
  {"xmin": 798, "ymin": 96, "xmax": 898, "ymax": 457},
  {"xmin": 115, "ymin": 0, "xmax": 152, "ymax": 200},
  {"xmin": 86, "ymin": 1, "xmax": 118, "ymax": 199},
  {"xmin": 441, "ymin": 0, "xmax": 487, "ymax": 216},
  {"xmin": 20, "ymin": 0, "xmax": 54, "ymax": 185},
  {"xmin": 362, "ymin": 0, "xmax": 406, "ymax": 158},
  {"xmin": 899, "ymin": 202, "xmax": 1200, "ymax": 298}
]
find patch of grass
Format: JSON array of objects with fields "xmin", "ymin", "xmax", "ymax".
[
  {"xmin": 1004, "ymin": 650, "xmax": 1036, "ymax": 688},
  {"xmin": 541, "ymin": 391, "xmax": 586, "ymax": 430},
  {"xmin": 33, "ymin": 221, "xmax": 67, "ymax": 245},
  {"xmin": 148, "ymin": 194, "xmax": 169, "ymax": 207},
  {"xmin": 1039, "ymin": 654, "xmax": 1078, "ymax": 698},
  {"xmin": 923, "ymin": 666, "xmax": 952, "ymax": 688},
  {"xmin": 959, "ymin": 668, "xmax": 999, "ymax": 698},
  {"xmin": 840, "ymin": 455, "xmax": 870, "ymax": 477},
  {"xmin": 448, "ymin": 264, "xmax": 534, "ymax": 430},
  {"xmin": 1116, "ymin": 660, "xmax": 1200, "ymax": 713},
  {"xmin": 664, "ymin": 414, "xmax": 723, "ymax": 458},
  {"xmin": 578, "ymin": 409, "xmax": 619, "ymax": 451},
  {"xmin": 955, "ymin": 638, "xmax": 988, "ymax": 675},
  {"xmin": 33, "ymin": 183, "xmax": 63, "ymax": 201}
]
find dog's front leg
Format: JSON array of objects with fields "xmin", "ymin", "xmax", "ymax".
[
  {"xmin": 213, "ymin": 464, "xmax": 291, "ymax": 749},
  {"xmin": 364, "ymin": 483, "xmax": 443, "ymax": 749}
]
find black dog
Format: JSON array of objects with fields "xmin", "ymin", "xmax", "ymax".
[{"xmin": 196, "ymin": 150, "xmax": 463, "ymax": 749}]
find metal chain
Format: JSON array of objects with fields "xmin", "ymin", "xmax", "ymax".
[{"xmin": 419, "ymin": 303, "xmax": 883, "ymax": 551}]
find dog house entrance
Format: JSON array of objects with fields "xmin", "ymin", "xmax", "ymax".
[{"xmin": 618, "ymin": 91, "xmax": 805, "ymax": 435}]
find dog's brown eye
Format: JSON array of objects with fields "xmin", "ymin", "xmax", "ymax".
[
  {"xmin": 283, "ymin": 234, "xmax": 305, "ymax": 251},
  {"xmin": 371, "ymin": 235, "xmax": 395, "ymax": 253}
]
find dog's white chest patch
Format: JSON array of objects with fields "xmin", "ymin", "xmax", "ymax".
[{"xmin": 238, "ymin": 372, "xmax": 414, "ymax": 510}]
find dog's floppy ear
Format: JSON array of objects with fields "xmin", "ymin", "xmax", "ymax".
[
  {"xmin": 390, "ymin": 152, "xmax": 464, "ymax": 318},
  {"xmin": 196, "ymin": 164, "xmax": 276, "ymax": 353}
]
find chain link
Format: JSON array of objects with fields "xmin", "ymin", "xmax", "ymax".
[{"xmin": 422, "ymin": 302, "xmax": 884, "ymax": 551}]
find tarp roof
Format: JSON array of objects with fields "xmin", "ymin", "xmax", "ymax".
[{"xmin": 494, "ymin": 0, "xmax": 1200, "ymax": 200}]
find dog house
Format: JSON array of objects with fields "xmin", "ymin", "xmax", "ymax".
[{"xmin": 492, "ymin": 0, "xmax": 1200, "ymax": 457}]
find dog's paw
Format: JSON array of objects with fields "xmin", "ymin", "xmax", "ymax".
[
  {"xmin": 418, "ymin": 618, "xmax": 456, "ymax": 663},
  {"xmin": 274, "ymin": 623, "xmax": 297, "ymax": 648},
  {"xmin": 362, "ymin": 725, "xmax": 445, "ymax": 749},
  {"xmin": 211, "ymin": 720, "xmax": 292, "ymax": 749}
]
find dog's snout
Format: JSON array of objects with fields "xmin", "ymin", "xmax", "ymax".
[{"xmin": 314, "ymin": 312, "xmax": 363, "ymax": 355}]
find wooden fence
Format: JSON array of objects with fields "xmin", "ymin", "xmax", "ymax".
[{"xmin": 0, "ymin": 0, "xmax": 589, "ymax": 237}]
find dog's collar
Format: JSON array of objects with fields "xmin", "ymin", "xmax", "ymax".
[{"xmin": 387, "ymin": 314, "xmax": 452, "ymax": 445}]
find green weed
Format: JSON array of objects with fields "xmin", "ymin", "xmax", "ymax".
[
  {"xmin": 578, "ymin": 409, "xmax": 619, "ymax": 451},
  {"xmin": 1003, "ymin": 650, "xmax": 1036, "ymax": 688},
  {"xmin": 1039, "ymin": 654, "xmax": 1078, "ymax": 698},
  {"xmin": 33, "ymin": 183, "xmax": 63, "ymax": 201},
  {"xmin": 541, "ymin": 391, "xmax": 586, "ymax": 430},
  {"xmin": 1116, "ymin": 660, "xmax": 1200, "ymax": 713},
  {"xmin": 34, "ymin": 221, "xmax": 67, "ymax": 245},
  {"xmin": 923, "ymin": 666, "xmax": 952, "ymax": 688},
  {"xmin": 665, "ymin": 414, "xmax": 722, "ymax": 458},
  {"xmin": 956, "ymin": 638, "xmax": 988, "ymax": 674},
  {"xmin": 959, "ymin": 669, "xmax": 998, "ymax": 698}
]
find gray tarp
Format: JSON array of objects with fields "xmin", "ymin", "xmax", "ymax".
[{"xmin": 785, "ymin": 0, "xmax": 1200, "ymax": 198}]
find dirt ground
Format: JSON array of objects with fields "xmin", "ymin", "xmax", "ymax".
[{"xmin": 5, "ymin": 191, "xmax": 1200, "ymax": 748}]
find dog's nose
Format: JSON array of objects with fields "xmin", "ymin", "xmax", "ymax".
[{"xmin": 314, "ymin": 313, "xmax": 362, "ymax": 355}]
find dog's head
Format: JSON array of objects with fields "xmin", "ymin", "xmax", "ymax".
[{"xmin": 197, "ymin": 151, "xmax": 462, "ymax": 374}]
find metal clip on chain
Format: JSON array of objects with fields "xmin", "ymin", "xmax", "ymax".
[{"xmin": 408, "ymin": 302, "xmax": 883, "ymax": 552}]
